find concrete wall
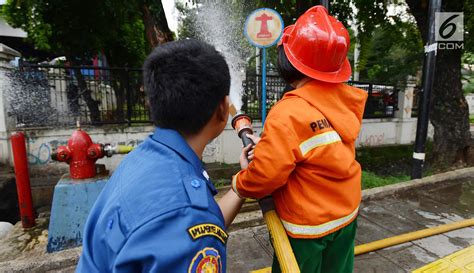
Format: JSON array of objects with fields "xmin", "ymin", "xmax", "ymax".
[
  {"xmin": 466, "ymin": 94, "xmax": 474, "ymax": 114},
  {"xmin": 19, "ymin": 125, "xmax": 155, "ymax": 173},
  {"xmin": 6, "ymin": 119, "xmax": 428, "ymax": 168},
  {"xmin": 0, "ymin": 62, "xmax": 10, "ymax": 164},
  {"xmin": 10, "ymin": 124, "xmax": 252, "ymax": 172},
  {"xmin": 9, "ymin": 117, "xmax": 432, "ymax": 174},
  {"xmin": 0, "ymin": 44, "xmax": 20, "ymax": 166}
]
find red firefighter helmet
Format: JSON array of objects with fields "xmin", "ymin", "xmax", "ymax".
[{"xmin": 279, "ymin": 6, "xmax": 351, "ymax": 83}]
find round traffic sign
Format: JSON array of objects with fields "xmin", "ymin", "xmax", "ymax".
[{"xmin": 244, "ymin": 8, "xmax": 284, "ymax": 48}]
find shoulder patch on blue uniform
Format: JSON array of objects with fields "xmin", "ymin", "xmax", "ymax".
[
  {"xmin": 183, "ymin": 177, "xmax": 209, "ymax": 209},
  {"xmin": 188, "ymin": 223, "xmax": 228, "ymax": 244},
  {"xmin": 188, "ymin": 247, "xmax": 222, "ymax": 273}
]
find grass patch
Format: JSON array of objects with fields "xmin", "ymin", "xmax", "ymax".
[
  {"xmin": 362, "ymin": 171, "xmax": 409, "ymax": 189},
  {"xmin": 213, "ymin": 178, "xmax": 231, "ymax": 188},
  {"xmin": 356, "ymin": 142, "xmax": 433, "ymax": 177},
  {"xmin": 470, "ymin": 114, "xmax": 474, "ymax": 124}
]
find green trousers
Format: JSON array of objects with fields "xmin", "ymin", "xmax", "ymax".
[{"xmin": 272, "ymin": 218, "xmax": 357, "ymax": 273}]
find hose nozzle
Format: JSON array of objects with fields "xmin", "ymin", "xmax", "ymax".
[{"xmin": 231, "ymin": 113, "xmax": 255, "ymax": 149}]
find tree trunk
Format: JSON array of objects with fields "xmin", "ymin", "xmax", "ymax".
[
  {"xmin": 407, "ymin": 0, "xmax": 471, "ymax": 167},
  {"xmin": 430, "ymin": 49, "xmax": 470, "ymax": 165},
  {"xmin": 67, "ymin": 57, "xmax": 101, "ymax": 124},
  {"xmin": 142, "ymin": 1, "xmax": 174, "ymax": 48},
  {"xmin": 110, "ymin": 71, "xmax": 126, "ymax": 122},
  {"xmin": 73, "ymin": 67, "xmax": 101, "ymax": 124}
]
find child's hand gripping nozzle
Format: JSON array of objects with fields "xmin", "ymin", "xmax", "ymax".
[
  {"xmin": 231, "ymin": 113, "xmax": 300, "ymax": 273},
  {"xmin": 231, "ymin": 113, "xmax": 255, "ymax": 149}
]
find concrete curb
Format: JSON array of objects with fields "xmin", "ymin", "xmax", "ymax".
[
  {"xmin": 0, "ymin": 247, "xmax": 81, "ymax": 273},
  {"xmin": 362, "ymin": 166, "xmax": 474, "ymax": 201}
]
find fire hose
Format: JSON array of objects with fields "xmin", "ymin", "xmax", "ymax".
[{"xmin": 230, "ymin": 110, "xmax": 300, "ymax": 273}]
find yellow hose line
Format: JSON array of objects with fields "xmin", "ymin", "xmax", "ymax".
[
  {"xmin": 263, "ymin": 211, "xmax": 300, "ymax": 273},
  {"xmin": 355, "ymin": 218, "xmax": 474, "ymax": 255},
  {"xmin": 117, "ymin": 145, "xmax": 134, "ymax": 154},
  {"xmin": 250, "ymin": 218, "xmax": 474, "ymax": 273}
]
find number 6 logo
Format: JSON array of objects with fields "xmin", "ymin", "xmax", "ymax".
[
  {"xmin": 439, "ymin": 14, "xmax": 459, "ymax": 39},
  {"xmin": 435, "ymin": 12, "xmax": 463, "ymax": 42}
]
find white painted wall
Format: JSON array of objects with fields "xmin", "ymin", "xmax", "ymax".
[
  {"xmin": 0, "ymin": 44, "xmax": 20, "ymax": 166},
  {"xmin": 16, "ymin": 126, "xmax": 155, "ymax": 172},
  {"xmin": 466, "ymin": 94, "xmax": 474, "ymax": 114},
  {"xmin": 7, "ymin": 117, "xmax": 433, "ymax": 175}
]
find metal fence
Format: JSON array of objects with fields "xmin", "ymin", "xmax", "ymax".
[
  {"xmin": 9, "ymin": 64, "xmax": 150, "ymax": 127},
  {"xmin": 349, "ymin": 81, "xmax": 399, "ymax": 119},
  {"xmin": 9, "ymin": 64, "xmax": 400, "ymax": 128},
  {"xmin": 242, "ymin": 72, "xmax": 399, "ymax": 121}
]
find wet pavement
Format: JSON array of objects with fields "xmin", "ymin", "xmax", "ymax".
[
  {"xmin": 0, "ymin": 171, "xmax": 472, "ymax": 272},
  {"xmin": 227, "ymin": 177, "xmax": 474, "ymax": 272}
]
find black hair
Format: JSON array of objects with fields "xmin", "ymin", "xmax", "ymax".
[
  {"xmin": 277, "ymin": 45, "xmax": 305, "ymax": 85},
  {"xmin": 143, "ymin": 39, "xmax": 230, "ymax": 135}
]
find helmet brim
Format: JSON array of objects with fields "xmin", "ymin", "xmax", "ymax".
[{"xmin": 284, "ymin": 44, "xmax": 352, "ymax": 83}]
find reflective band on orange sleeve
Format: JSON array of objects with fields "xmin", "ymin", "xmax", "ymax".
[
  {"xmin": 281, "ymin": 206, "xmax": 359, "ymax": 236},
  {"xmin": 231, "ymin": 171, "xmax": 244, "ymax": 198},
  {"xmin": 299, "ymin": 131, "xmax": 341, "ymax": 156}
]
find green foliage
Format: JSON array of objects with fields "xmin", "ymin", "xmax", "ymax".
[
  {"xmin": 2, "ymin": 0, "xmax": 54, "ymax": 51},
  {"xmin": 464, "ymin": 0, "xmax": 474, "ymax": 52},
  {"xmin": 361, "ymin": 171, "xmax": 409, "ymax": 189},
  {"xmin": 363, "ymin": 19, "xmax": 423, "ymax": 85},
  {"xmin": 462, "ymin": 52, "xmax": 474, "ymax": 94},
  {"xmin": 175, "ymin": 1, "xmax": 199, "ymax": 39},
  {"xmin": 248, "ymin": 1, "xmax": 423, "ymax": 84},
  {"xmin": 1, "ymin": 0, "xmax": 146, "ymax": 66}
]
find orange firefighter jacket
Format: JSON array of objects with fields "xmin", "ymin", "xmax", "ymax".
[{"xmin": 232, "ymin": 80, "xmax": 368, "ymax": 239}]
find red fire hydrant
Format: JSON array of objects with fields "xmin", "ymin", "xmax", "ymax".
[{"xmin": 51, "ymin": 128, "xmax": 133, "ymax": 179}]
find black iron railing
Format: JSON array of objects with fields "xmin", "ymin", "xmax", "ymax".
[
  {"xmin": 348, "ymin": 81, "xmax": 399, "ymax": 119},
  {"xmin": 242, "ymin": 72, "xmax": 399, "ymax": 121},
  {"xmin": 10, "ymin": 64, "xmax": 150, "ymax": 127},
  {"xmin": 9, "ymin": 65, "xmax": 400, "ymax": 128}
]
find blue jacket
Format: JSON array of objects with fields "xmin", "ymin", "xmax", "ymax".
[{"xmin": 76, "ymin": 128, "xmax": 227, "ymax": 272}]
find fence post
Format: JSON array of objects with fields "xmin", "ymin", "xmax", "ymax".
[
  {"xmin": 367, "ymin": 83, "xmax": 373, "ymax": 117},
  {"xmin": 125, "ymin": 67, "xmax": 132, "ymax": 126},
  {"xmin": 395, "ymin": 77, "xmax": 417, "ymax": 145},
  {"xmin": 395, "ymin": 78, "xmax": 416, "ymax": 119},
  {"xmin": 0, "ymin": 44, "xmax": 21, "ymax": 165}
]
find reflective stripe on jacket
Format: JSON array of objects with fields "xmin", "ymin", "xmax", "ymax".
[{"xmin": 233, "ymin": 80, "xmax": 367, "ymax": 239}]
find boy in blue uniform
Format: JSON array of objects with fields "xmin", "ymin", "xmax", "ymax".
[{"xmin": 76, "ymin": 40, "xmax": 244, "ymax": 272}]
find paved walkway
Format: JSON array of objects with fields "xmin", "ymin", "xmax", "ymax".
[
  {"xmin": 0, "ymin": 169, "xmax": 472, "ymax": 272},
  {"xmin": 227, "ymin": 176, "xmax": 474, "ymax": 272}
]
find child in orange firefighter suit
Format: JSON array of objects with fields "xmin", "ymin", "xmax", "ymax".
[{"xmin": 232, "ymin": 6, "xmax": 368, "ymax": 273}]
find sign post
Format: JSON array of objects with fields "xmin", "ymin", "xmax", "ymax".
[{"xmin": 244, "ymin": 8, "xmax": 284, "ymax": 124}]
